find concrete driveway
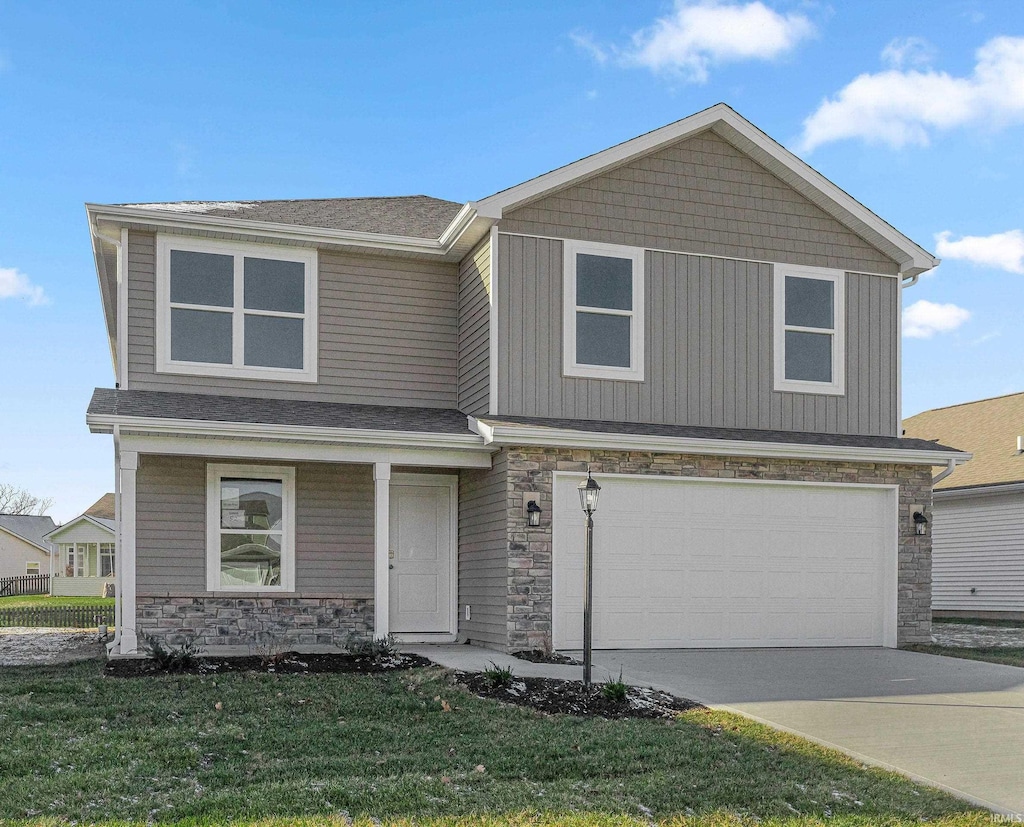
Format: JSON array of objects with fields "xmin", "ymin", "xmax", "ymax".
[{"xmin": 592, "ymin": 648, "xmax": 1024, "ymax": 815}]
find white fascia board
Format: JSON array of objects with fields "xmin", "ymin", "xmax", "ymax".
[
  {"xmin": 934, "ymin": 481, "xmax": 1024, "ymax": 500},
  {"xmin": 87, "ymin": 412, "xmax": 490, "ymax": 452},
  {"xmin": 473, "ymin": 103, "xmax": 937, "ymax": 278},
  {"xmin": 44, "ymin": 514, "xmax": 116, "ymax": 541},
  {"xmin": 468, "ymin": 417, "xmax": 972, "ymax": 467}
]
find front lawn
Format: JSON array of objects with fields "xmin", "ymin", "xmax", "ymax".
[
  {"xmin": 0, "ymin": 595, "xmax": 115, "ymax": 609},
  {"xmin": 905, "ymin": 644, "xmax": 1024, "ymax": 668},
  {"xmin": 0, "ymin": 659, "xmax": 988, "ymax": 826}
]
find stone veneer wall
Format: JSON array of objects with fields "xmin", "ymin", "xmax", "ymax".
[
  {"xmin": 501, "ymin": 448, "xmax": 933, "ymax": 651},
  {"xmin": 136, "ymin": 596, "xmax": 373, "ymax": 650}
]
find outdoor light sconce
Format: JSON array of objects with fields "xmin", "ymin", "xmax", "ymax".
[
  {"xmin": 913, "ymin": 511, "xmax": 928, "ymax": 536},
  {"xmin": 526, "ymin": 500, "xmax": 542, "ymax": 527}
]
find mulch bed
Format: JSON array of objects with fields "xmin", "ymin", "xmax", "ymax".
[
  {"xmin": 105, "ymin": 651, "xmax": 431, "ymax": 677},
  {"xmin": 511, "ymin": 649, "xmax": 580, "ymax": 665},
  {"xmin": 457, "ymin": 672, "xmax": 702, "ymax": 719}
]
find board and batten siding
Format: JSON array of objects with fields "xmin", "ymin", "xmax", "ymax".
[
  {"xmin": 457, "ymin": 452, "xmax": 508, "ymax": 649},
  {"xmin": 126, "ymin": 232, "xmax": 460, "ymax": 408},
  {"xmin": 497, "ymin": 234, "xmax": 898, "ymax": 436},
  {"xmin": 457, "ymin": 236, "xmax": 491, "ymax": 415},
  {"xmin": 501, "ymin": 129, "xmax": 899, "ymax": 276},
  {"xmin": 933, "ymin": 491, "xmax": 1024, "ymax": 613},
  {"xmin": 136, "ymin": 455, "xmax": 374, "ymax": 597}
]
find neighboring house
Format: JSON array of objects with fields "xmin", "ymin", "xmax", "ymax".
[
  {"xmin": 85, "ymin": 103, "xmax": 967, "ymax": 657},
  {"xmin": 0, "ymin": 515, "xmax": 54, "ymax": 581},
  {"xmin": 45, "ymin": 494, "xmax": 116, "ymax": 597},
  {"xmin": 904, "ymin": 393, "xmax": 1024, "ymax": 619}
]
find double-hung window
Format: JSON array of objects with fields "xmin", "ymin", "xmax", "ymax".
[
  {"xmin": 774, "ymin": 265, "xmax": 845, "ymax": 395},
  {"xmin": 206, "ymin": 464, "xmax": 295, "ymax": 592},
  {"xmin": 26, "ymin": 562, "xmax": 40, "ymax": 576},
  {"xmin": 156, "ymin": 236, "xmax": 318, "ymax": 382},
  {"xmin": 563, "ymin": 240, "xmax": 645, "ymax": 381}
]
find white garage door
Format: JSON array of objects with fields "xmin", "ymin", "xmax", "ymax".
[{"xmin": 553, "ymin": 474, "xmax": 896, "ymax": 649}]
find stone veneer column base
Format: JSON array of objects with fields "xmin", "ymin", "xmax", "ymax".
[{"xmin": 135, "ymin": 596, "xmax": 374, "ymax": 650}]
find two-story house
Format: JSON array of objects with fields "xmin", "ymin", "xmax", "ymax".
[{"xmin": 86, "ymin": 104, "xmax": 967, "ymax": 657}]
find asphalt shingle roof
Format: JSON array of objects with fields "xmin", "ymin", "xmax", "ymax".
[
  {"xmin": 117, "ymin": 196, "xmax": 463, "ymax": 239},
  {"xmin": 0, "ymin": 515, "xmax": 56, "ymax": 552},
  {"xmin": 85, "ymin": 493, "xmax": 115, "ymax": 520},
  {"xmin": 903, "ymin": 392, "xmax": 1024, "ymax": 489}
]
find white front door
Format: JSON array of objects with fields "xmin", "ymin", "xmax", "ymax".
[{"xmin": 388, "ymin": 476, "xmax": 456, "ymax": 635}]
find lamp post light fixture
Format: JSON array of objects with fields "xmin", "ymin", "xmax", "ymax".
[
  {"xmin": 577, "ymin": 470, "xmax": 601, "ymax": 686},
  {"xmin": 526, "ymin": 499, "xmax": 542, "ymax": 527},
  {"xmin": 913, "ymin": 511, "xmax": 928, "ymax": 536}
]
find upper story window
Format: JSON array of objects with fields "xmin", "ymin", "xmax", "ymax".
[
  {"xmin": 156, "ymin": 236, "xmax": 318, "ymax": 383},
  {"xmin": 562, "ymin": 239, "xmax": 645, "ymax": 382},
  {"xmin": 773, "ymin": 265, "xmax": 845, "ymax": 396}
]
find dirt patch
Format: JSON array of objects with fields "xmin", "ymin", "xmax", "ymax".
[
  {"xmin": 458, "ymin": 672, "xmax": 701, "ymax": 719},
  {"xmin": 0, "ymin": 627, "xmax": 105, "ymax": 666},
  {"xmin": 105, "ymin": 651, "xmax": 431, "ymax": 677},
  {"xmin": 511, "ymin": 649, "xmax": 580, "ymax": 665}
]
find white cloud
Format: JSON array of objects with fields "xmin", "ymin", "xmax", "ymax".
[
  {"xmin": 881, "ymin": 36, "xmax": 935, "ymax": 69},
  {"xmin": 903, "ymin": 299, "xmax": 971, "ymax": 339},
  {"xmin": 0, "ymin": 267, "xmax": 47, "ymax": 306},
  {"xmin": 935, "ymin": 229, "xmax": 1024, "ymax": 274},
  {"xmin": 574, "ymin": 1, "xmax": 815, "ymax": 83},
  {"xmin": 800, "ymin": 36, "xmax": 1024, "ymax": 151},
  {"xmin": 570, "ymin": 31, "xmax": 608, "ymax": 65}
]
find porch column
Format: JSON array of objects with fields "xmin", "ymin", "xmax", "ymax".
[
  {"xmin": 119, "ymin": 450, "xmax": 139, "ymax": 654},
  {"xmin": 373, "ymin": 462, "xmax": 391, "ymax": 639}
]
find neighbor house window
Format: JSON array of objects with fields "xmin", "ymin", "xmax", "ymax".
[
  {"xmin": 100, "ymin": 543, "xmax": 115, "ymax": 577},
  {"xmin": 563, "ymin": 239, "xmax": 645, "ymax": 382},
  {"xmin": 156, "ymin": 236, "xmax": 318, "ymax": 383},
  {"xmin": 206, "ymin": 464, "xmax": 295, "ymax": 592},
  {"xmin": 26, "ymin": 562, "xmax": 40, "ymax": 576},
  {"xmin": 773, "ymin": 265, "xmax": 845, "ymax": 395},
  {"xmin": 66, "ymin": 544, "xmax": 85, "ymax": 577}
]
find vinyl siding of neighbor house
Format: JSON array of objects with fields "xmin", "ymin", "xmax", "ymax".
[
  {"xmin": 933, "ymin": 490, "xmax": 1024, "ymax": 613},
  {"xmin": 50, "ymin": 522, "xmax": 113, "ymax": 545},
  {"xmin": 0, "ymin": 531, "xmax": 48, "ymax": 579},
  {"xmin": 496, "ymin": 234, "xmax": 898, "ymax": 435},
  {"xmin": 126, "ymin": 232, "xmax": 460, "ymax": 408},
  {"xmin": 458, "ymin": 236, "xmax": 491, "ymax": 415},
  {"xmin": 500, "ymin": 129, "xmax": 900, "ymax": 276},
  {"xmin": 458, "ymin": 452, "xmax": 508, "ymax": 649},
  {"xmin": 136, "ymin": 455, "xmax": 374, "ymax": 597}
]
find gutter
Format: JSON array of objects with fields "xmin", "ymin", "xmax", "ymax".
[
  {"xmin": 469, "ymin": 417, "xmax": 972, "ymax": 467},
  {"xmin": 932, "ymin": 457, "xmax": 959, "ymax": 485}
]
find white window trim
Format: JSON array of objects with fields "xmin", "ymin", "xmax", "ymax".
[
  {"xmin": 156, "ymin": 235, "xmax": 318, "ymax": 383},
  {"xmin": 206, "ymin": 463, "xmax": 296, "ymax": 593},
  {"xmin": 562, "ymin": 238, "xmax": 645, "ymax": 382},
  {"xmin": 773, "ymin": 264, "xmax": 845, "ymax": 396},
  {"xmin": 26, "ymin": 562, "xmax": 40, "ymax": 576}
]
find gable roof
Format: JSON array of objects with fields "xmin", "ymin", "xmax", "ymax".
[
  {"xmin": 85, "ymin": 493, "xmax": 116, "ymax": 520},
  {"xmin": 0, "ymin": 515, "xmax": 56, "ymax": 553},
  {"xmin": 115, "ymin": 196, "xmax": 463, "ymax": 240},
  {"xmin": 45, "ymin": 513, "xmax": 116, "ymax": 541},
  {"xmin": 903, "ymin": 391, "xmax": 1024, "ymax": 490},
  {"xmin": 475, "ymin": 103, "xmax": 938, "ymax": 278}
]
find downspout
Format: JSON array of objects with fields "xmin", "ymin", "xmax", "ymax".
[
  {"xmin": 932, "ymin": 458, "xmax": 958, "ymax": 485},
  {"xmin": 106, "ymin": 425, "xmax": 123, "ymax": 655}
]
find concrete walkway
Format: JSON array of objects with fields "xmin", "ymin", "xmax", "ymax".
[{"xmin": 410, "ymin": 644, "xmax": 1024, "ymax": 815}]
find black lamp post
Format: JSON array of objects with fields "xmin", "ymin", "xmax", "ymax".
[{"xmin": 577, "ymin": 470, "xmax": 601, "ymax": 686}]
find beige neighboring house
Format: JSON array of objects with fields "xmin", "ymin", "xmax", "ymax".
[
  {"xmin": 0, "ymin": 514, "xmax": 55, "ymax": 581},
  {"xmin": 45, "ymin": 494, "xmax": 116, "ymax": 597},
  {"xmin": 904, "ymin": 392, "xmax": 1024, "ymax": 619}
]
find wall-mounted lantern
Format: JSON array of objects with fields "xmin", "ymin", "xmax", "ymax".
[
  {"xmin": 913, "ymin": 511, "xmax": 928, "ymax": 536},
  {"xmin": 526, "ymin": 500, "xmax": 542, "ymax": 527}
]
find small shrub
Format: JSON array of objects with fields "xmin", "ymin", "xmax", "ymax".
[
  {"xmin": 345, "ymin": 633, "xmax": 400, "ymax": 661},
  {"xmin": 253, "ymin": 632, "xmax": 288, "ymax": 668},
  {"xmin": 601, "ymin": 670, "xmax": 629, "ymax": 703},
  {"xmin": 141, "ymin": 633, "xmax": 204, "ymax": 672},
  {"xmin": 483, "ymin": 661, "xmax": 514, "ymax": 687}
]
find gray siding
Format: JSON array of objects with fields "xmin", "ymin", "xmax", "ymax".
[
  {"xmin": 458, "ymin": 452, "xmax": 508, "ymax": 648},
  {"xmin": 501, "ymin": 129, "xmax": 899, "ymax": 276},
  {"xmin": 127, "ymin": 232, "xmax": 460, "ymax": 407},
  {"xmin": 458, "ymin": 236, "xmax": 491, "ymax": 415},
  {"xmin": 497, "ymin": 234, "xmax": 898, "ymax": 436},
  {"xmin": 933, "ymin": 491, "xmax": 1024, "ymax": 613},
  {"xmin": 136, "ymin": 455, "xmax": 374, "ymax": 597}
]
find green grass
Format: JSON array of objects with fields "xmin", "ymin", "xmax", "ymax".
[
  {"xmin": 0, "ymin": 660, "xmax": 988, "ymax": 827},
  {"xmin": 0, "ymin": 595, "xmax": 115, "ymax": 608},
  {"xmin": 906, "ymin": 644, "xmax": 1024, "ymax": 668}
]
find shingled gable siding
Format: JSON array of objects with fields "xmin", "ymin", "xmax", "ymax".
[
  {"xmin": 135, "ymin": 454, "xmax": 375, "ymax": 648},
  {"xmin": 126, "ymin": 232, "xmax": 460, "ymax": 408},
  {"xmin": 497, "ymin": 447, "xmax": 933, "ymax": 652},
  {"xmin": 457, "ymin": 236, "xmax": 491, "ymax": 416},
  {"xmin": 497, "ymin": 235, "xmax": 898, "ymax": 435},
  {"xmin": 457, "ymin": 453, "xmax": 508, "ymax": 649}
]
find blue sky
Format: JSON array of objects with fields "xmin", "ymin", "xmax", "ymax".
[{"xmin": 1, "ymin": 0, "xmax": 1023, "ymax": 520}]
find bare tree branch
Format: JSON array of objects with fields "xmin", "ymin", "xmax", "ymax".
[{"xmin": 0, "ymin": 484, "xmax": 54, "ymax": 515}]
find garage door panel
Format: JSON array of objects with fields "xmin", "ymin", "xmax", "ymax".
[{"xmin": 553, "ymin": 476, "xmax": 894, "ymax": 649}]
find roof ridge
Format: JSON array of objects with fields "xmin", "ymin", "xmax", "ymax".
[
  {"xmin": 909, "ymin": 389, "xmax": 1024, "ymax": 417},
  {"xmin": 117, "ymin": 194, "xmax": 459, "ymax": 207}
]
